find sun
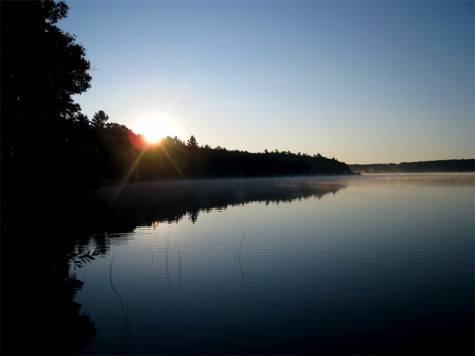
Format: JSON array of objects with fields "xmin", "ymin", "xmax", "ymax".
[
  {"xmin": 143, "ymin": 130, "xmax": 162, "ymax": 144},
  {"xmin": 134, "ymin": 115, "xmax": 176, "ymax": 144}
]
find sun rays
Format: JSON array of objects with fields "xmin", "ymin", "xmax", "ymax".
[{"xmin": 133, "ymin": 115, "xmax": 178, "ymax": 144}]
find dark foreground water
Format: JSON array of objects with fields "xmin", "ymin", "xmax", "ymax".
[{"xmin": 71, "ymin": 174, "xmax": 474, "ymax": 355}]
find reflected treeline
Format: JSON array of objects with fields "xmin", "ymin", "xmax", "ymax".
[
  {"xmin": 87, "ymin": 177, "xmax": 347, "ymax": 230},
  {"xmin": 2, "ymin": 176, "xmax": 346, "ymax": 355},
  {"xmin": 1, "ymin": 227, "xmax": 96, "ymax": 355}
]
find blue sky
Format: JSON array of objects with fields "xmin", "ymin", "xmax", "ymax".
[{"xmin": 59, "ymin": 0, "xmax": 474, "ymax": 164}]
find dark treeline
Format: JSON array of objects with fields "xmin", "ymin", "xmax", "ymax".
[
  {"xmin": 3, "ymin": 92, "xmax": 353, "ymax": 190},
  {"xmin": 121, "ymin": 135, "xmax": 353, "ymax": 181},
  {"xmin": 2, "ymin": 0, "xmax": 352, "ymax": 202},
  {"xmin": 350, "ymin": 159, "xmax": 475, "ymax": 174}
]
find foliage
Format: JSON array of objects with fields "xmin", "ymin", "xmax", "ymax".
[
  {"xmin": 91, "ymin": 110, "xmax": 110, "ymax": 129},
  {"xmin": 1, "ymin": 0, "xmax": 353, "ymax": 200},
  {"xmin": 69, "ymin": 249, "xmax": 99, "ymax": 269},
  {"xmin": 187, "ymin": 135, "xmax": 199, "ymax": 148},
  {"xmin": 2, "ymin": 0, "xmax": 91, "ymax": 122},
  {"xmin": 2, "ymin": 0, "xmax": 92, "ymax": 194},
  {"xmin": 123, "ymin": 135, "xmax": 353, "ymax": 181},
  {"xmin": 0, "ymin": 0, "xmax": 355, "ymax": 201}
]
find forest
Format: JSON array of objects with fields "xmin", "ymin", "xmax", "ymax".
[
  {"xmin": 2, "ymin": 0, "xmax": 351, "ymax": 200},
  {"xmin": 1, "ymin": 0, "xmax": 353, "ymax": 244},
  {"xmin": 350, "ymin": 159, "xmax": 475, "ymax": 174}
]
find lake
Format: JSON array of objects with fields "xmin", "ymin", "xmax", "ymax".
[{"xmin": 71, "ymin": 173, "xmax": 474, "ymax": 355}]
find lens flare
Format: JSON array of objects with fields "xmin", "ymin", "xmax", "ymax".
[{"xmin": 133, "ymin": 115, "xmax": 176, "ymax": 144}]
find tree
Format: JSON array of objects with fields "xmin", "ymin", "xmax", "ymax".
[
  {"xmin": 71, "ymin": 112, "xmax": 90, "ymax": 127},
  {"xmin": 2, "ymin": 0, "xmax": 91, "ymax": 125},
  {"xmin": 1, "ymin": 2, "xmax": 96, "ymax": 352},
  {"xmin": 2, "ymin": 0, "xmax": 92, "ymax": 176},
  {"xmin": 91, "ymin": 110, "xmax": 109, "ymax": 129},
  {"xmin": 2, "ymin": 0, "xmax": 94, "ymax": 218},
  {"xmin": 187, "ymin": 135, "xmax": 199, "ymax": 148}
]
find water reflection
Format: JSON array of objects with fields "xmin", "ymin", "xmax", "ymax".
[
  {"xmin": 89, "ymin": 176, "xmax": 347, "ymax": 230},
  {"xmin": 72, "ymin": 174, "xmax": 473, "ymax": 355},
  {"xmin": 75, "ymin": 177, "xmax": 348, "ymax": 273},
  {"xmin": 58, "ymin": 176, "xmax": 345, "ymax": 354},
  {"xmin": 4, "ymin": 174, "xmax": 472, "ymax": 355},
  {"xmin": 2, "ymin": 229, "xmax": 97, "ymax": 355}
]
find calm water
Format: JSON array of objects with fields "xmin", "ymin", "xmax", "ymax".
[{"xmin": 71, "ymin": 174, "xmax": 474, "ymax": 355}]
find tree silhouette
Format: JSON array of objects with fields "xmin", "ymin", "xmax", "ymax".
[
  {"xmin": 91, "ymin": 110, "xmax": 109, "ymax": 129},
  {"xmin": 2, "ymin": 0, "xmax": 91, "ymax": 124},
  {"xmin": 187, "ymin": 135, "xmax": 199, "ymax": 148},
  {"xmin": 2, "ymin": 0, "xmax": 92, "ymax": 188},
  {"xmin": 2, "ymin": 0, "xmax": 95, "ymax": 231},
  {"xmin": 2, "ymin": 2, "xmax": 96, "ymax": 352}
]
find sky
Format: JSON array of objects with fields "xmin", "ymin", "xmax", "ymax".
[{"xmin": 59, "ymin": 0, "xmax": 474, "ymax": 164}]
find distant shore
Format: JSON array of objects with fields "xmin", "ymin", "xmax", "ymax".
[{"xmin": 349, "ymin": 159, "xmax": 474, "ymax": 174}]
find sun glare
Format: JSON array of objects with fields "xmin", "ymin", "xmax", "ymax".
[
  {"xmin": 143, "ymin": 131, "xmax": 162, "ymax": 144},
  {"xmin": 134, "ymin": 115, "xmax": 176, "ymax": 144}
]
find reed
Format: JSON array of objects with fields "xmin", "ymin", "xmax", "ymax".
[
  {"xmin": 239, "ymin": 230, "xmax": 247, "ymax": 285},
  {"xmin": 165, "ymin": 230, "xmax": 171, "ymax": 288},
  {"xmin": 102, "ymin": 306, "xmax": 117, "ymax": 352},
  {"xmin": 177, "ymin": 244, "xmax": 182, "ymax": 289},
  {"xmin": 109, "ymin": 254, "xmax": 129, "ymax": 354}
]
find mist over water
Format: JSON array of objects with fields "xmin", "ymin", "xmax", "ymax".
[{"xmin": 71, "ymin": 174, "xmax": 474, "ymax": 355}]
